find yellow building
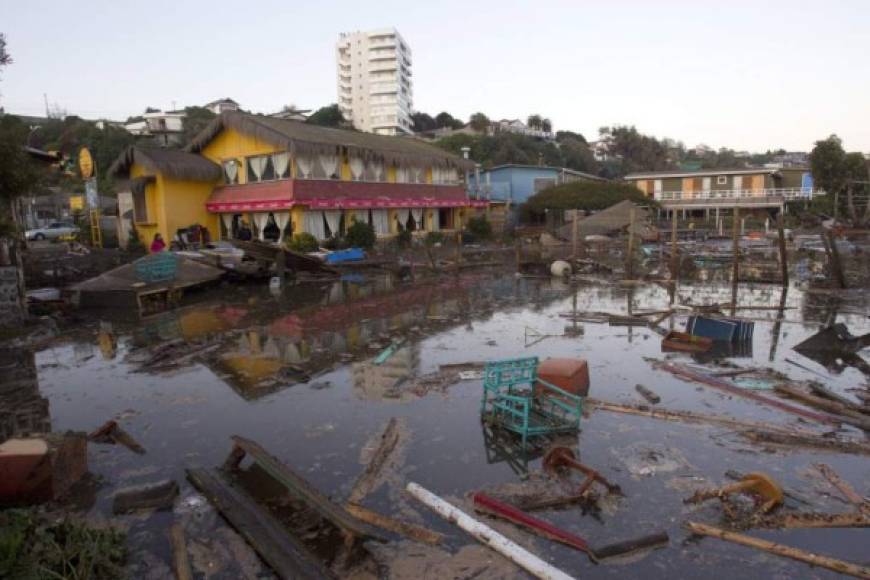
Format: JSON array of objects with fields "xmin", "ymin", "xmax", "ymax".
[{"xmin": 111, "ymin": 111, "xmax": 484, "ymax": 246}]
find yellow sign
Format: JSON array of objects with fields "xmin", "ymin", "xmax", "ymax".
[
  {"xmin": 70, "ymin": 195, "xmax": 84, "ymax": 211},
  {"xmin": 79, "ymin": 147, "xmax": 94, "ymax": 179}
]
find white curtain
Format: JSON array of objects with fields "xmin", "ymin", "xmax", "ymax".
[
  {"xmin": 353, "ymin": 209, "xmax": 369, "ymax": 224},
  {"xmin": 249, "ymin": 157, "xmax": 267, "ymax": 182},
  {"xmin": 372, "ymin": 209, "xmax": 389, "ymax": 235},
  {"xmin": 304, "ymin": 210, "xmax": 326, "ymax": 241},
  {"xmin": 396, "ymin": 166, "xmax": 408, "ymax": 183},
  {"xmin": 431, "ymin": 209, "xmax": 440, "ymax": 231},
  {"xmin": 296, "ymin": 155, "xmax": 313, "ymax": 178},
  {"xmin": 285, "ymin": 343, "xmax": 303, "ymax": 364},
  {"xmin": 447, "ymin": 168, "xmax": 458, "ymax": 183},
  {"xmin": 369, "ymin": 161, "xmax": 384, "ymax": 182},
  {"xmin": 432, "ymin": 167, "xmax": 442, "ymax": 184},
  {"xmin": 221, "ymin": 213, "xmax": 233, "ymax": 239},
  {"xmin": 324, "ymin": 210, "xmax": 342, "ymax": 237},
  {"xmin": 223, "ymin": 160, "xmax": 238, "ymax": 183},
  {"xmin": 318, "ymin": 153, "xmax": 339, "ymax": 179},
  {"xmin": 349, "ymin": 157, "xmax": 365, "ymax": 181},
  {"xmin": 252, "ymin": 212, "xmax": 270, "ymax": 241},
  {"xmin": 273, "ymin": 211, "xmax": 290, "ymax": 239},
  {"xmin": 272, "ymin": 152, "xmax": 290, "ymax": 178},
  {"xmin": 411, "ymin": 208, "xmax": 424, "ymax": 229},
  {"xmin": 411, "ymin": 167, "xmax": 423, "ymax": 184},
  {"xmin": 396, "ymin": 208, "xmax": 411, "ymax": 229}
]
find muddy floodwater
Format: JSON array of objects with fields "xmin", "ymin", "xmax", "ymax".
[{"xmin": 14, "ymin": 270, "xmax": 870, "ymax": 578}]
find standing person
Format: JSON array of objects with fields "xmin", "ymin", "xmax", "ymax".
[{"xmin": 150, "ymin": 233, "xmax": 166, "ymax": 253}]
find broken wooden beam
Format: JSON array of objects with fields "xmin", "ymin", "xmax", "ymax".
[
  {"xmin": 773, "ymin": 384, "xmax": 870, "ymax": 431},
  {"xmin": 592, "ymin": 531, "xmax": 669, "ymax": 560},
  {"xmin": 186, "ymin": 468, "xmax": 335, "ymax": 580},
  {"xmin": 169, "ymin": 522, "xmax": 193, "ymax": 580},
  {"xmin": 347, "ymin": 418, "xmax": 402, "ymax": 505},
  {"xmin": 815, "ymin": 463, "xmax": 870, "ymax": 514},
  {"xmin": 112, "ymin": 479, "xmax": 179, "ymax": 514},
  {"xmin": 344, "ymin": 503, "xmax": 442, "ymax": 545},
  {"xmin": 88, "ymin": 420, "xmax": 145, "ymax": 454},
  {"xmin": 685, "ymin": 521, "xmax": 870, "ymax": 578},
  {"xmin": 652, "ymin": 362, "xmax": 841, "ymax": 426},
  {"xmin": 740, "ymin": 429, "xmax": 870, "ymax": 456},
  {"xmin": 635, "ymin": 384, "xmax": 661, "ymax": 405},
  {"xmin": 756, "ymin": 512, "xmax": 870, "ymax": 529},
  {"xmin": 225, "ymin": 436, "xmax": 387, "ymax": 544},
  {"xmin": 587, "ymin": 399, "xmax": 818, "ymax": 437},
  {"xmin": 0, "ymin": 433, "xmax": 88, "ymax": 506}
]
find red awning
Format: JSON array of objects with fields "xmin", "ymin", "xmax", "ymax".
[{"xmin": 206, "ymin": 179, "xmax": 489, "ymax": 212}]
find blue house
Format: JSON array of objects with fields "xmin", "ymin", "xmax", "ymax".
[{"xmin": 468, "ymin": 164, "xmax": 604, "ymax": 204}]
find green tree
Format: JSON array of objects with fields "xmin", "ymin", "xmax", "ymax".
[
  {"xmin": 411, "ymin": 111, "xmax": 437, "ymax": 132},
  {"xmin": 597, "ymin": 125, "xmax": 674, "ymax": 176},
  {"xmin": 344, "ymin": 220, "xmax": 376, "ymax": 249},
  {"xmin": 809, "ymin": 135, "xmax": 847, "ymax": 220},
  {"xmin": 468, "ymin": 112, "xmax": 490, "ymax": 132},
  {"xmin": 434, "ymin": 112, "xmax": 463, "ymax": 130},
  {"xmin": 541, "ymin": 118, "xmax": 552, "ymax": 133},
  {"xmin": 523, "ymin": 180, "xmax": 652, "ymax": 214},
  {"xmin": 843, "ymin": 152, "xmax": 869, "ymax": 224},
  {"xmin": 306, "ymin": 104, "xmax": 345, "ymax": 128},
  {"xmin": 526, "ymin": 114, "xmax": 542, "ymax": 130},
  {"xmin": 179, "ymin": 106, "xmax": 216, "ymax": 147}
]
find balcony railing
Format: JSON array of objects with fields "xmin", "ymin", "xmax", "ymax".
[{"xmin": 656, "ymin": 187, "xmax": 819, "ymax": 202}]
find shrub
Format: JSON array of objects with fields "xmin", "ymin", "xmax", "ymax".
[
  {"xmin": 424, "ymin": 231, "xmax": 446, "ymax": 246},
  {"xmin": 286, "ymin": 232, "xmax": 319, "ymax": 253},
  {"xmin": 345, "ymin": 221, "xmax": 376, "ymax": 249},
  {"xmin": 396, "ymin": 226, "xmax": 412, "ymax": 247},
  {"xmin": 466, "ymin": 215, "xmax": 493, "ymax": 240}
]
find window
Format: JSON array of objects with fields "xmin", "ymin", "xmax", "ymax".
[
  {"xmin": 246, "ymin": 153, "xmax": 291, "ymax": 183},
  {"xmin": 717, "ymin": 175, "xmax": 727, "ymax": 185},
  {"xmin": 223, "ymin": 160, "xmax": 240, "ymax": 184},
  {"xmin": 133, "ymin": 188, "xmax": 149, "ymax": 223}
]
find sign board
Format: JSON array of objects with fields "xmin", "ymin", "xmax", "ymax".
[
  {"xmin": 85, "ymin": 178, "xmax": 98, "ymax": 209},
  {"xmin": 79, "ymin": 147, "xmax": 94, "ymax": 179},
  {"xmin": 69, "ymin": 195, "xmax": 84, "ymax": 211}
]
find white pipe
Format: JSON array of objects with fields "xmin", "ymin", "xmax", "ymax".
[{"xmin": 405, "ymin": 482, "xmax": 576, "ymax": 580}]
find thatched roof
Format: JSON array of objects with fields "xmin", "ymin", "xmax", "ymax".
[
  {"xmin": 186, "ymin": 111, "xmax": 473, "ymax": 170},
  {"xmin": 109, "ymin": 146, "xmax": 222, "ymax": 182}
]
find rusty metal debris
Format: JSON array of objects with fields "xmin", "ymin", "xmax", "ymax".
[
  {"xmin": 543, "ymin": 446, "xmax": 622, "ymax": 496},
  {"xmin": 686, "ymin": 472, "xmax": 784, "ymax": 514}
]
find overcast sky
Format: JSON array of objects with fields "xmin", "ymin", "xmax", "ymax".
[{"xmin": 2, "ymin": 0, "xmax": 868, "ymax": 152}]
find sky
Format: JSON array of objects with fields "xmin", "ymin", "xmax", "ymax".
[{"xmin": 2, "ymin": 0, "xmax": 869, "ymax": 152}]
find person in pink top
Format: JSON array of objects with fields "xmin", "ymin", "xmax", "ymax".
[{"xmin": 150, "ymin": 233, "xmax": 166, "ymax": 253}]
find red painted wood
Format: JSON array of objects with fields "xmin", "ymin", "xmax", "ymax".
[{"xmin": 471, "ymin": 492, "xmax": 590, "ymax": 553}]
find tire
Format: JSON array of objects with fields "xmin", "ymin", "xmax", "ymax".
[{"xmin": 34, "ymin": 233, "xmax": 45, "ymax": 241}]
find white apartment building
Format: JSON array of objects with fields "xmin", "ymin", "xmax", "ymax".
[{"xmin": 336, "ymin": 28, "xmax": 413, "ymax": 136}]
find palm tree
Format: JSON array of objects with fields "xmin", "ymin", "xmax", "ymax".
[{"xmin": 527, "ymin": 114, "xmax": 542, "ymax": 130}]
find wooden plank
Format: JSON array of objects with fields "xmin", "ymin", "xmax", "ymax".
[
  {"xmin": 169, "ymin": 522, "xmax": 193, "ymax": 580},
  {"xmin": 773, "ymin": 384, "xmax": 870, "ymax": 431},
  {"xmin": 654, "ymin": 362, "xmax": 841, "ymax": 426},
  {"xmin": 186, "ymin": 468, "xmax": 335, "ymax": 580},
  {"xmin": 347, "ymin": 418, "xmax": 402, "ymax": 504},
  {"xmin": 345, "ymin": 503, "xmax": 443, "ymax": 545},
  {"xmin": 231, "ymin": 240, "xmax": 339, "ymax": 274},
  {"xmin": 758, "ymin": 512, "xmax": 870, "ymax": 529},
  {"xmin": 228, "ymin": 436, "xmax": 387, "ymax": 543},
  {"xmin": 815, "ymin": 463, "xmax": 870, "ymax": 514},
  {"xmin": 685, "ymin": 521, "xmax": 870, "ymax": 579},
  {"xmin": 741, "ymin": 429, "xmax": 870, "ymax": 456}
]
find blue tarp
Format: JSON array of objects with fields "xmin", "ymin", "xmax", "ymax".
[{"xmin": 324, "ymin": 247, "xmax": 365, "ymax": 264}]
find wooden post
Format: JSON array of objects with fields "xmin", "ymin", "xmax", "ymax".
[
  {"xmin": 825, "ymin": 230, "xmax": 847, "ymax": 289},
  {"xmin": 571, "ymin": 210, "xmax": 578, "ymax": 259},
  {"xmin": 626, "ymin": 208, "xmax": 636, "ymax": 280},
  {"xmin": 455, "ymin": 231, "xmax": 462, "ymax": 269},
  {"xmin": 731, "ymin": 207, "xmax": 740, "ymax": 316},
  {"xmin": 777, "ymin": 212, "xmax": 788, "ymax": 286},
  {"xmin": 515, "ymin": 239, "xmax": 521, "ymax": 273},
  {"xmin": 169, "ymin": 523, "xmax": 193, "ymax": 580},
  {"xmin": 669, "ymin": 210, "xmax": 678, "ymax": 281}
]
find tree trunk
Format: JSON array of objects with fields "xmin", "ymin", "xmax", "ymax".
[{"xmin": 846, "ymin": 185, "xmax": 858, "ymax": 224}]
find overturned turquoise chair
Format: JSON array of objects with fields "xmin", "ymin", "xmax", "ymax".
[{"xmin": 480, "ymin": 357, "xmax": 583, "ymax": 448}]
